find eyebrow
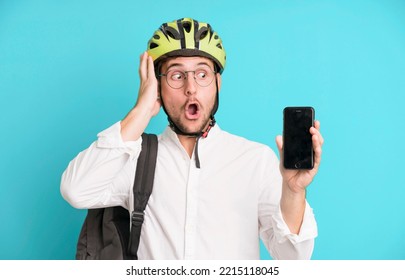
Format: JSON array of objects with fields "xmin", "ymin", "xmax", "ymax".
[{"xmin": 166, "ymin": 62, "xmax": 212, "ymax": 71}]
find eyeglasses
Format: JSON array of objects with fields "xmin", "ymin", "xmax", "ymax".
[{"xmin": 159, "ymin": 66, "xmax": 216, "ymax": 89}]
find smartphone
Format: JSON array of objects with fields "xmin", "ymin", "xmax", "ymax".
[{"xmin": 283, "ymin": 107, "xmax": 315, "ymax": 169}]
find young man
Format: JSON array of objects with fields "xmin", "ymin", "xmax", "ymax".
[{"xmin": 61, "ymin": 18, "xmax": 324, "ymax": 259}]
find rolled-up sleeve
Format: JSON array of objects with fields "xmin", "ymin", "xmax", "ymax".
[
  {"xmin": 60, "ymin": 121, "xmax": 141, "ymax": 209},
  {"xmin": 271, "ymin": 202, "xmax": 318, "ymax": 245}
]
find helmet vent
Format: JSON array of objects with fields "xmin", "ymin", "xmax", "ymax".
[
  {"xmin": 182, "ymin": 21, "xmax": 191, "ymax": 33},
  {"xmin": 163, "ymin": 26, "xmax": 181, "ymax": 40},
  {"xmin": 149, "ymin": 42, "xmax": 158, "ymax": 49},
  {"xmin": 216, "ymin": 43, "xmax": 222, "ymax": 49},
  {"xmin": 200, "ymin": 30, "xmax": 208, "ymax": 40},
  {"xmin": 195, "ymin": 27, "xmax": 208, "ymax": 42},
  {"xmin": 167, "ymin": 30, "xmax": 175, "ymax": 39},
  {"xmin": 153, "ymin": 35, "xmax": 160, "ymax": 39}
]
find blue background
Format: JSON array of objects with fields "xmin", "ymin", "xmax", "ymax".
[{"xmin": 1, "ymin": 0, "xmax": 404, "ymax": 260}]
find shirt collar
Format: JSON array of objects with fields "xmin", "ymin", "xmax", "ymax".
[{"xmin": 161, "ymin": 123, "xmax": 222, "ymax": 146}]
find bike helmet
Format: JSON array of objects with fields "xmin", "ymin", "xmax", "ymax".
[{"xmin": 147, "ymin": 17, "xmax": 226, "ymax": 74}]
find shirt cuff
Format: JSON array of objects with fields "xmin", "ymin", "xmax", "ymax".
[
  {"xmin": 96, "ymin": 121, "xmax": 141, "ymax": 157},
  {"xmin": 271, "ymin": 201, "xmax": 318, "ymax": 245}
]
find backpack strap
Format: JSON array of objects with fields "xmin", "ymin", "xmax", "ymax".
[{"xmin": 127, "ymin": 133, "xmax": 158, "ymax": 259}]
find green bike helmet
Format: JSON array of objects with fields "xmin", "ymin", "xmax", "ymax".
[{"xmin": 147, "ymin": 17, "xmax": 226, "ymax": 74}]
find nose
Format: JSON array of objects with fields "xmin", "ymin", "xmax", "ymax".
[{"xmin": 184, "ymin": 72, "xmax": 197, "ymax": 96}]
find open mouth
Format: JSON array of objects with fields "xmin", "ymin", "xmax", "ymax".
[
  {"xmin": 185, "ymin": 102, "xmax": 200, "ymax": 119},
  {"xmin": 188, "ymin": 103, "xmax": 198, "ymax": 115}
]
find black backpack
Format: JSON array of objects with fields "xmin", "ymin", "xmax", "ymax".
[{"xmin": 75, "ymin": 133, "xmax": 158, "ymax": 260}]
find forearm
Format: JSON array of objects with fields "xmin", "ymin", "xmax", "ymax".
[
  {"xmin": 121, "ymin": 104, "xmax": 154, "ymax": 142},
  {"xmin": 280, "ymin": 181, "xmax": 306, "ymax": 234}
]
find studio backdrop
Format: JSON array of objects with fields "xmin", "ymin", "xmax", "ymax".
[{"xmin": 1, "ymin": 0, "xmax": 404, "ymax": 259}]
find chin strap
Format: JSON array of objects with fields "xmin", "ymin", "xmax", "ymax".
[{"xmin": 194, "ymin": 117, "xmax": 216, "ymax": 168}]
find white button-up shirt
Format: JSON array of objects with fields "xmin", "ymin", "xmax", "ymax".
[{"xmin": 61, "ymin": 122, "xmax": 317, "ymax": 260}]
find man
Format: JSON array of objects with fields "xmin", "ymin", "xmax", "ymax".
[{"xmin": 61, "ymin": 18, "xmax": 324, "ymax": 260}]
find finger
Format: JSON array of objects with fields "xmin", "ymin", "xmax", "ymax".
[
  {"xmin": 139, "ymin": 52, "xmax": 147, "ymax": 81},
  {"xmin": 275, "ymin": 135, "xmax": 284, "ymax": 162},
  {"xmin": 312, "ymin": 134, "xmax": 322, "ymax": 168},
  {"xmin": 314, "ymin": 120, "xmax": 320, "ymax": 130},
  {"xmin": 313, "ymin": 120, "xmax": 324, "ymax": 144},
  {"xmin": 147, "ymin": 54, "xmax": 156, "ymax": 79},
  {"xmin": 275, "ymin": 135, "xmax": 283, "ymax": 151},
  {"xmin": 310, "ymin": 125, "xmax": 324, "ymax": 146}
]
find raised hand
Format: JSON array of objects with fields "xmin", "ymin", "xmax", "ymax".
[
  {"xmin": 136, "ymin": 52, "xmax": 161, "ymax": 117},
  {"xmin": 120, "ymin": 52, "xmax": 161, "ymax": 141},
  {"xmin": 276, "ymin": 120, "xmax": 324, "ymax": 193}
]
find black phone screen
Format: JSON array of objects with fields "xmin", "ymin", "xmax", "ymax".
[{"xmin": 283, "ymin": 107, "xmax": 314, "ymax": 169}]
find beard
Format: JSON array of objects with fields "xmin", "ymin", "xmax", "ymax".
[
  {"xmin": 171, "ymin": 113, "xmax": 211, "ymax": 135},
  {"xmin": 168, "ymin": 105, "xmax": 214, "ymax": 135},
  {"xmin": 165, "ymin": 98, "xmax": 215, "ymax": 136}
]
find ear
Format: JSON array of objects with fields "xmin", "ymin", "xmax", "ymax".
[{"xmin": 216, "ymin": 73, "xmax": 222, "ymax": 92}]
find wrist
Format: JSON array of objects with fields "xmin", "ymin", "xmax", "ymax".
[{"xmin": 282, "ymin": 181, "xmax": 306, "ymax": 200}]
